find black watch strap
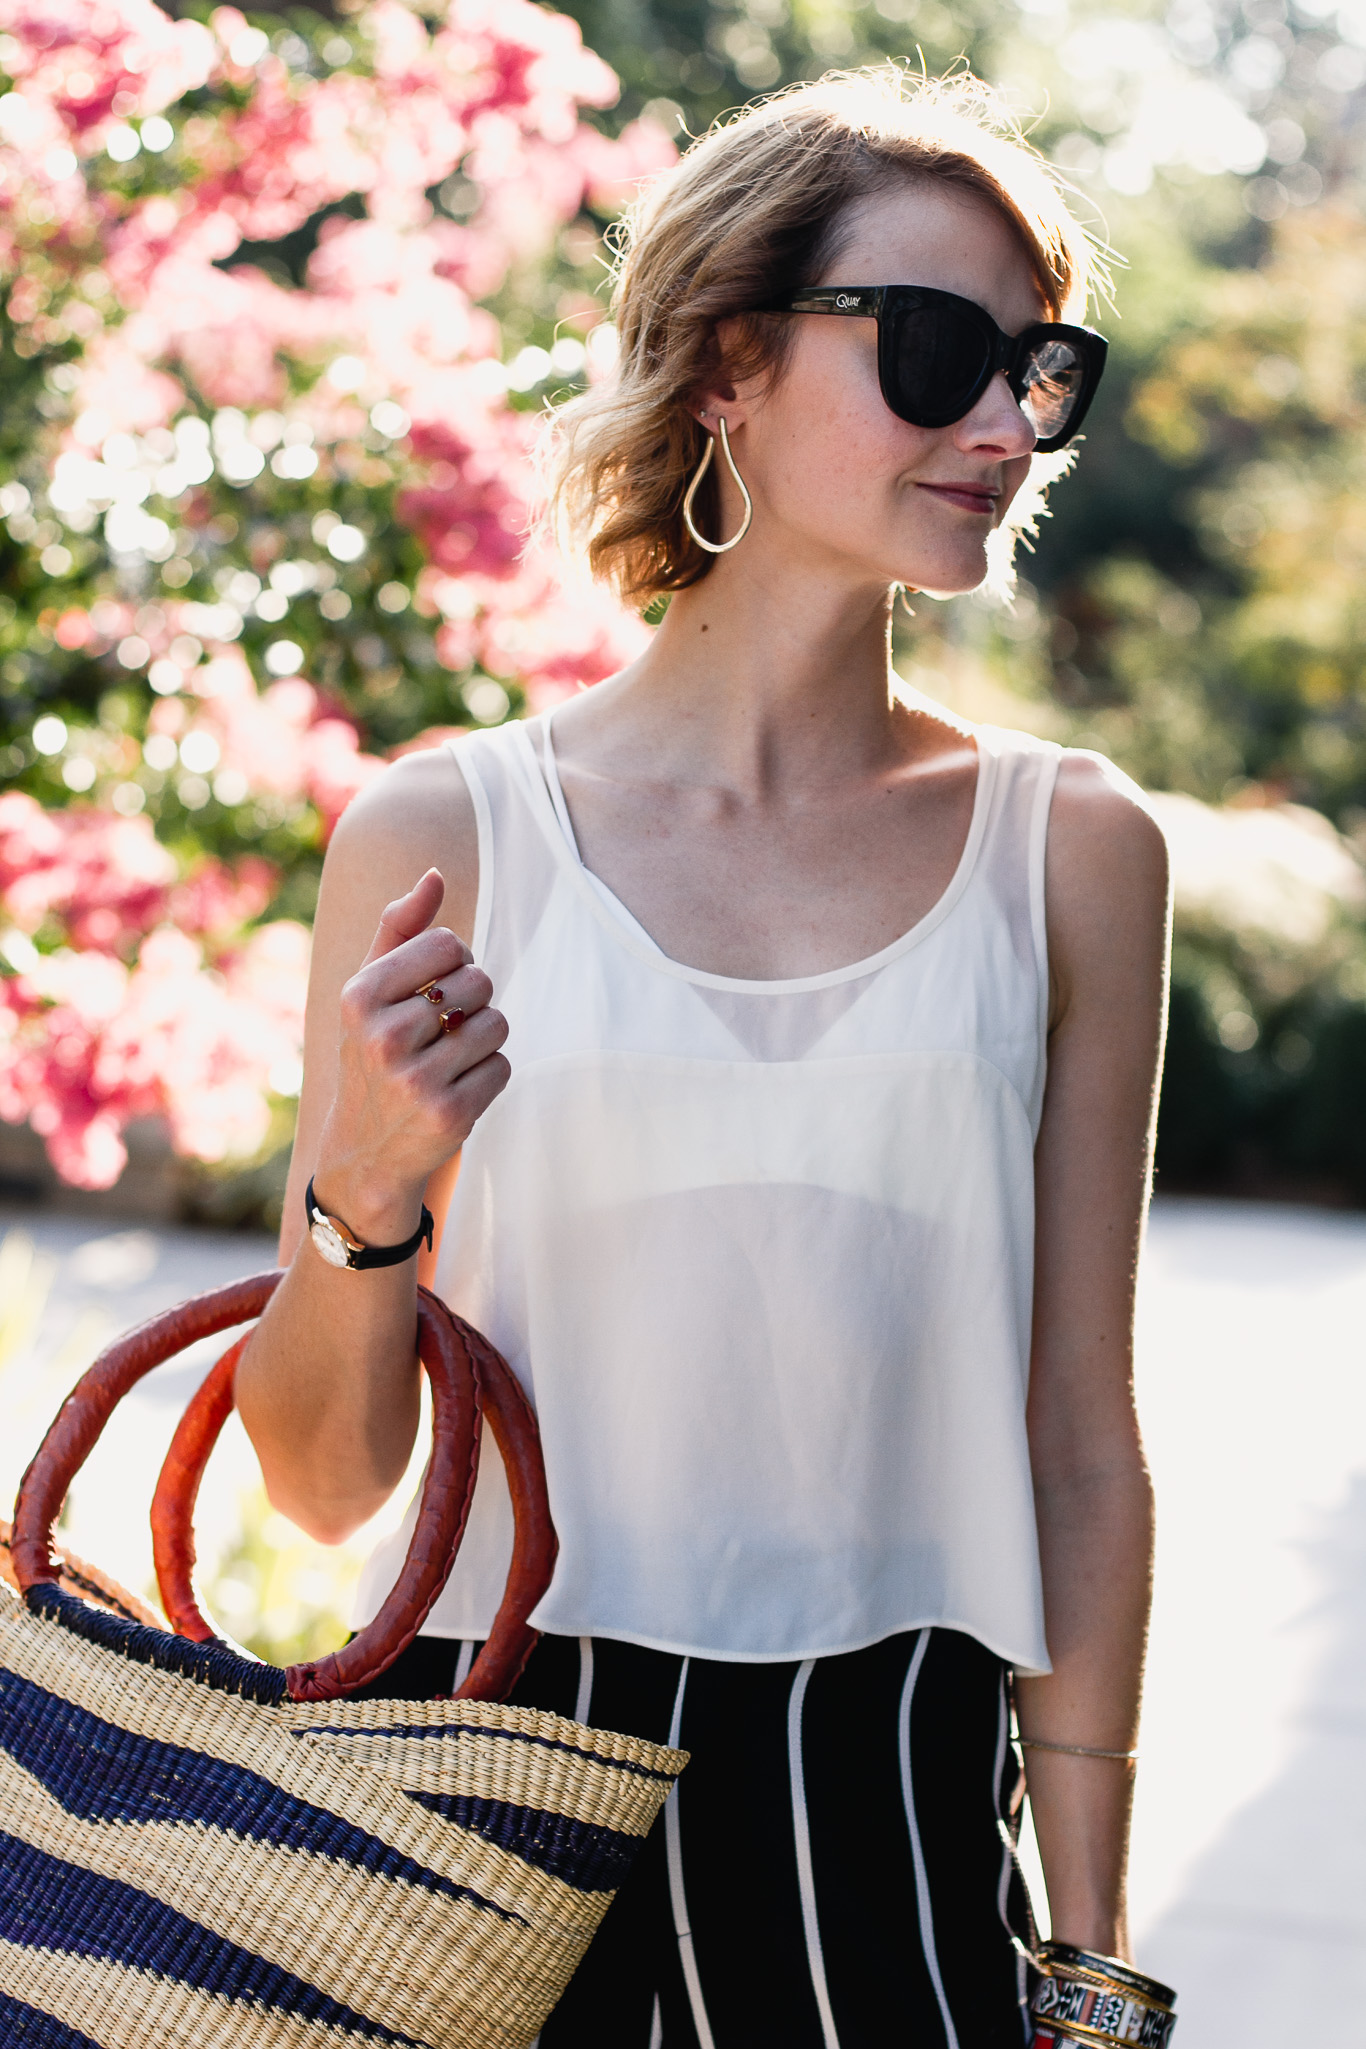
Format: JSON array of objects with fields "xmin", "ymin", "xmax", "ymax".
[{"xmin": 305, "ymin": 1177, "xmax": 435, "ymax": 1271}]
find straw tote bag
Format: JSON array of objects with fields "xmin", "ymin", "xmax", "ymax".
[{"xmin": 0, "ymin": 1273, "xmax": 687, "ymax": 2049}]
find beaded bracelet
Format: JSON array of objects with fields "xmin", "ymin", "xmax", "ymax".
[{"xmin": 1030, "ymin": 1943, "xmax": 1177, "ymax": 2049}]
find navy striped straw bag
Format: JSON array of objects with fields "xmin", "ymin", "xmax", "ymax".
[{"xmin": 0, "ymin": 1275, "xmax": 687, "ymax": 2048}]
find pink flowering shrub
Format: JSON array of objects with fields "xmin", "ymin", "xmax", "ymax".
[
  {"xmin": 0, "ymin": 790, "xmax": 299, "ymax": 1185},
  {"xmin": 0, "ymin": 0, "xmax": 671, "ymax": 1193},
  {"xmin": 0, "ymin": 788, "xmax": 175, "ymax": 950},
  {"xmin": 0, "ymin": 0, "xmax": 668, "ymax": 722},
  {"xmin": 0, "ymin": 922, "xmax": 307, "ymax": 1188}
]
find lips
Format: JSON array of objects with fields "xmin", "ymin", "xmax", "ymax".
[{"xmin": 916, "ymin": 482, "xmax": 999, "ymax": 515}]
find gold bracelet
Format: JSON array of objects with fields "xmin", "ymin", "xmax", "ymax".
[
  {"xmin": 1031, "ymin": 1942, "xmax": 1177, "ymax": 2049},
  {"xmin": 1018, "ymin": 1737, "xmax": 1138, "ymax": 1761}
]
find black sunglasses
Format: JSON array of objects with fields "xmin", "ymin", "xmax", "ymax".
[{"xmin": 764, "ymin": 286, "xmax": 1108, "ymax": 452}]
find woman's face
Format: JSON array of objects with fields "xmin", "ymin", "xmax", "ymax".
[{"xmin": 723, "ymin": 180, "xmax": 1048, "ymax": 598}]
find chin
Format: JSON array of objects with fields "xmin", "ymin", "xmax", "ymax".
[
  {"xmin": 893, "ymin": 539, "xmax": 992, "ymax": 599},
  {"xmin": 904, "ymin": 560, "xmax": 991, "ymax": 602}
]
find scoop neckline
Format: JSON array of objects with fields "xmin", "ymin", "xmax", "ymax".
[{"xmin": 511, "ymin": 710, "xmax": 998, "ymax": 995}]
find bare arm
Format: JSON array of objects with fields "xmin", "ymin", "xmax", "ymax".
[
  {"xmin": 235, "ymin": 746, "xmax": 510, "ymax": 1543},
  {"xmin": 1016, "ymin": 753, "xmax": 1170, "ymax": 1960}
]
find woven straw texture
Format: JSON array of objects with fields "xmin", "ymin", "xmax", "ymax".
[{"xmin": 0, "ymin": 1579, "xmax": 686, "ymax": 2048}]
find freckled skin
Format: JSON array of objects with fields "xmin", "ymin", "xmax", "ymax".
[{"xmin": 693, "ymin": 183, "xmax": 1044, "ymax": 608}]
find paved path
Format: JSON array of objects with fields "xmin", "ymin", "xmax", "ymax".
[
  {"xmin": 2, "ymin": 1195, "xmax": 1364, "ymax": 2040},
  {"xmin": 0, "ymin": 1209, "xmax": 282, "ymax": 1603},
  {"xmin": 1125, "ymin": 1200, "xmax": 1366, "ymax": 2042}
]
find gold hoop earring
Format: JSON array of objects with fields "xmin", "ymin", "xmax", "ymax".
[
  {"xmin": 682, "ymin": 417, "xmax": 753, "ymax": 555},
  {"xmin": 895, "ymin": 584, "xmax": 916, "ymax": 620}
]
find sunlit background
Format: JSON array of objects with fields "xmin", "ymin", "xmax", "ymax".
[{"xmin": 2, "ymin": 0, "xmax": 1366, "ymax": 2035}]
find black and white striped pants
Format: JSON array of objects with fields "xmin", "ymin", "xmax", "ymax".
[{"xmin": 371, "ymin": 1627, "xmax": 1037, "ymax": 2048}]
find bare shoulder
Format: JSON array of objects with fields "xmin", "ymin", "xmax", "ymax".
[
  {"xmin": 1048, "ymin": 749, "xmax": 1168, "ymax": 907},
  {"xmin": 1045, "ymin": 750, "xmax": 1170, "ymax": 1017},
  {"xmin": 325, "ymin": 740, "xmax": 481, "ymax": 945}
]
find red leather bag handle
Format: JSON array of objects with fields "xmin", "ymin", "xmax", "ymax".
[
  {"xmin": 432, "ymin": 1290, "xmax": 559, "ymax": 1703},
  {"xmin": 12, "ymin": 1275, "xmax": 557, "ymax": 1704},
  {"xmin": 147, "ymin": 1282, "xmax": 484, "ymax": 1701}
]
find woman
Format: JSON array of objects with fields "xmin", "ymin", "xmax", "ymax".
[{"xmin": 238, "ymin": 69, "xmax": 1168, "ymax": 2049}]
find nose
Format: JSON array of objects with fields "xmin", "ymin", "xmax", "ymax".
[{"xmin": 955, "ymin": 369, "xmax": 1037, "ymax": 460}]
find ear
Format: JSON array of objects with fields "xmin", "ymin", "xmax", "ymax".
[
  {"xmin": 689, "ymin": 388, "xmax": 741, "ymax": 433},
  {"xmin": 691, "ymin": 318, "xmax": 745, "ymax": 429}
]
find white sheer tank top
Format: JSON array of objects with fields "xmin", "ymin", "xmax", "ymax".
[{"xmin": 354, "ymin": 711, "xmax": 1062, "ymax": 1673}]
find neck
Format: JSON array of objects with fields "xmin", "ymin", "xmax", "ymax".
[{"xmin": 588, "ymin": 546, "xmax": 910, "ymax": 797}]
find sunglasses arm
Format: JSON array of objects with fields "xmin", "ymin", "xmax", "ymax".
[{"xmin": 766, "ymin": 289, "xmax": 883, "ymax": 319}]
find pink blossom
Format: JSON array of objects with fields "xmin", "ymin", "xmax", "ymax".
[
  {"xmin": 572, "ymin": 115, "xmax": 678, "ymax": 212},
  {"xmin": 0, "ymin": 788, "xmax": 298, "ymax": 1183},
  {"xmin": 179, "ymin": 659, "xmax": 388, "ymax": 832},
  {"xmin": 0, "ymin": 0, "xmax": 214, "ymax": 142},
  {"xmin": 169, "ymin": 855, "xmax": 277, "ymax": 938},
  {"xmin": 398, "ymin": 419, "xmax": 533, "ymax": 579},
  {"xmin": 12, "ymin": 0, "xmax": 677, "ymax": 652},
  {"xmin": 477, "ymin": 554, "xmax": 652, "ymax": 692},
  {"xmin": 103, "ymin": 195, "xmax": 242, "ymax": 311},
  {"xmin": 0, "ymin": 947, "xmax": 142, "ymax": 1189},
  {"xmin": 425, "ymin": 548, "xmax": 650, "ymax": 697},
  {"xmin": 225, "ymin": 917, "xmax": 309, "ymax": 1036},
  {"xmin": 181, "ymin": 668, "xmax": 311, "ymax": 800},
  {"xmin": 443, "ymin": 0, "xmax": 618, "ymax": 128},
  {"xmin": 0, "ymin": 789, "xmax": 281, "ymax": 947},
  {"xmin": 185, "ymin": 65, "xmax": 382, "ymax": 247},
  {"xmin": 306, "ymin": 216, "xmax": 499, "ymax": 360},
  {"xmin": 66, "ymin": 332, "xmax": 184, "ymax": 438},
  {"xmin": 54, "ymin": 608, "xmax": 91, "ymax": 650},
  {"xmin": 0, "ymin": 0, "xmax": 681, "ymax": 1191},
  {"xmin": 98, "ymin": 927, "xmax": 273, "ymax": 1164},
  {"xmin": 0, "ymin": 792, "xmax": 175, "ymax": 948},
  {"xmin": 302, "ymin": 719, "xmax": 387, "ymax": 834},
  {"xmin": 434, "ymin": 615, "xmax": 480, "ymax": 673},
  {"xmin": 0, "ymin": 912, "xmax": 310, "ymax": 1187}
]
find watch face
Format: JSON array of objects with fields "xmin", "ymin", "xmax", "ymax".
[{"xmin": 310, "ymin": 1215, "xmax": 353, "ymax": 1269}]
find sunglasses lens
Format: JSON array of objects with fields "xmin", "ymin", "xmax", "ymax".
[
  {"xmin": 1018, "ymin": 336, "xmax": 1087, "ymax": 442},
  {"xmin": 888, "ymin": 305, "xmax": 992, "ymax": 427}
]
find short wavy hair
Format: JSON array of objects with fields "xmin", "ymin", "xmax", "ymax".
[{"xmin": 546, "ymin": 68, "xmax": 1100, "ymax": 608}]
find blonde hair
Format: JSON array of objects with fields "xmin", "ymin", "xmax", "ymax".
[{"xmin": 547, "ymin": 67, "xmax": 1100, "ymax": 607}]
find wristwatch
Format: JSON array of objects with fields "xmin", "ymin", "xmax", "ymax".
[{"xmin": 305, "ymin": 1177, "xmax": 434, "ymax": 1271}]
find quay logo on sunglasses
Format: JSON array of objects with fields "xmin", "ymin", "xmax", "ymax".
[{"xmin": 766, "ymin": 285, "xmax": 1108, "ymax": 452}]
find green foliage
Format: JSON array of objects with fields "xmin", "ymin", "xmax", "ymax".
[
  {"xmin": 0, "ymin": 384, "xmax": 483, "ymax": 885},
  {"xmin": 1155, "ymin": 977, "xmax": 1241, "ymax": 1182},
  {"xmin": 560, "ymin": 0, "xmax": 1004, "ymax": 133},
  {"xmin": 1123, "ymin": 203, "xmax": 1366, "ymax": 819},
  {"xmin": 1281, "ymin": 1002, "xmax": 1366, "ymax": 1200},
  {"xmin": 204, "ymin": 1485, "xmax": 357, "ymax": 1667}
]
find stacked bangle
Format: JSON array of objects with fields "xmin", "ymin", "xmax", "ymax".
[
  {"xmin": 1030, "ymin": 1942, "xmax": 1177, "ymax": 2049},
  {"xmin": 1019, "ymin": 1738, "xmax": 1138, "ymax": 1761}
]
